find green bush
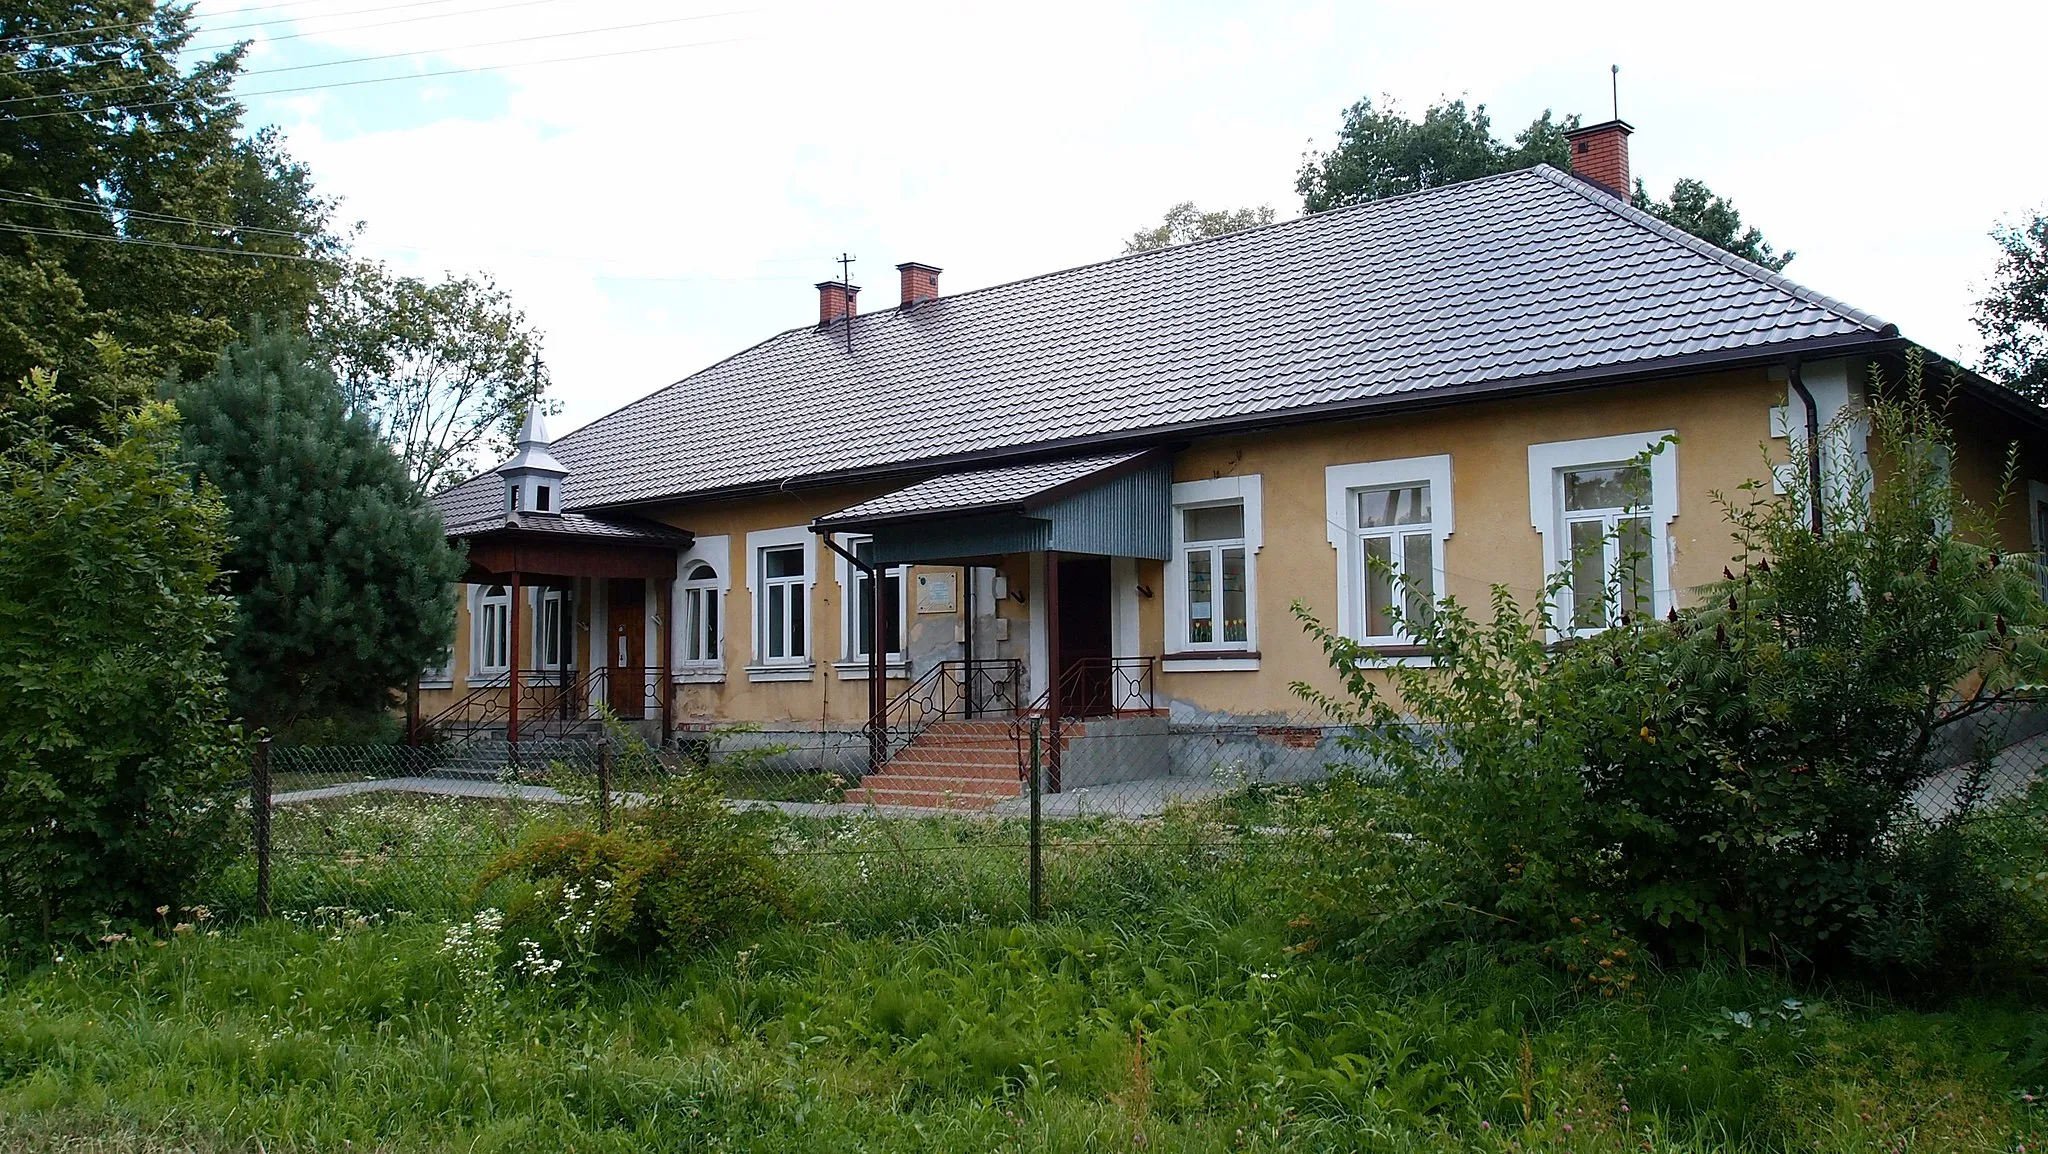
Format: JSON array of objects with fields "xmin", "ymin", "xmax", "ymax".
[
  {"xmin": 0, "ymin": 371, "xmax": 241, "ymax": 943},
  {"xmin": 1297, "ymin": 359, "xmax": 2048, "ymax": 977},
  {"xmin": 480, "ymin": 741, "xmax": 789, "ymax": 969}
]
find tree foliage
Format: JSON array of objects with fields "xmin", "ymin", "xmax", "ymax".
[
  {"xmin": 1123, "ymin": 201, "xmax": 1276, "ymax": 254},
  {"xmin": 0, "ymin": 1, "xmax": 343, "ymax": 404},
  {"xmin": 1633, "ymin": 177, "xmax": 1793, "ymax": 271},
  {"xmin": 311, "ymin": 261, "xmax": 552, "ymax": 493},
  {"xmin": 1294, "ymin": 355, "xmax": 2048, "ymax": 976},
  {"xmin": 0, "ymin": 368, "xmax": 240, "ymax": 943},
  {"xmin": 1295, "ymin": 97, "xmax": 1576, "ymax": 211},
  {"xmin": 178, "ymin": 326, "xmax": 463, "ymax": 731},
  {"xmin": 1974, "ymin": 211, "xmax": 2048, "ymax": 404},
  {"xmin": 1296, "ymin": 95, "xmax": 1792, "ymax": 270}
]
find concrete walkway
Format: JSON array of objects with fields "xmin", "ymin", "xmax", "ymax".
[{"xmin": 272, "ymin": 773, "xmax": 1225, "ymax": 820}]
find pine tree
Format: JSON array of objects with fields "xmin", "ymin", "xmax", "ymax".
[{"xmin": 178, "ymin": 326, "xmax": 463, "ymax": 731}]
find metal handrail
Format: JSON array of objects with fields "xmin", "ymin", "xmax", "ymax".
[
  {"xmin": 414, "ymin": 666, "xmax": 607, "ymax": 744},
  {"xmin": 870, "ymin": 658, "xmax": 1023, "ymax": 753},
  {"xmin": 1007, "ymin": 656, "xmax": 1157, "ymax": 793}
]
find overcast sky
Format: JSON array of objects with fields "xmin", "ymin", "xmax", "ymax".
[{"xmin": 212, "ymin": 0, "xmax": 2048, "ymax": 434}]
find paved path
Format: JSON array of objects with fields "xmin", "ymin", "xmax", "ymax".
[{"xmin": 272, "ymin": 774, "xmax": 1216, "ymax": 819}]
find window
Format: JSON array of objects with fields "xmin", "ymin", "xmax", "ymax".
[
  {"xmin": 681, "ymin": 561, "xmax": 721, "ymax": 665},
  {"xmin": 535, "ymin": 483, "xmax": 552, "ymax": 512},
  {"xmin": 1182, "ymin": 504, "xmax": 1248, "ymax": 647},
  {"xmin": 535, "ymin": 588, "xmax": 567, "ymax": 673},
  {"xmin": 1560, "ymin": 465, "xmax": 1653, "ymax": 631},
  {"xmin": 1354, "ymin": 483, "xmax": 1436, "ymax": 639},
  {"xmin": 472, "ymin": 584, "xmax": 511, "ymax": 676},
  {"xmin": 759, "ymin": 545, "xmax": 806, "ymax": 663},
  {"xmin": 1326, "ymin": 456, "xmax": 1453, "ymax": 648},
  {"xmin": 1165, "ymin": 476, "xmax": 1263, "ymax": 665},
  {"xmin": 1528, "ymin": 432, "xmax": 1678, "ymax": 638},
  {"xmin": 840, "ymin": 538, "xmax": 905, "ymax": 663}
]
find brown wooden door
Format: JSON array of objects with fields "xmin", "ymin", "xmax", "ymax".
[
  {"xmin": 607, "ymin": 578, "xmax": 646, "ymax": 718},
  {"xmin": 1055, "ymin": 556, "xmax": 1113, "ymax": 717}
]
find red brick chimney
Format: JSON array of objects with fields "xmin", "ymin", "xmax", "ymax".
[
  {"xmin": 816, "ymin": 281, "xmax": 860, "ymax": 327},
  {"xmin": 1564, "ymin": 119, "xmax": 1633, "ymax": 196},
  {"xmin": 897, "ymin": 262, "xmax": 941, "ymax": 308}
]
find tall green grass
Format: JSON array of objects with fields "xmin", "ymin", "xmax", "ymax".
[{"xmin": 5, "ymin": 796, "xmax": 2044, "ymax": 1152}]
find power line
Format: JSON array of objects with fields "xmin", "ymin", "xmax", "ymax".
[
  {"xmin": 2, "ymin": 0, "xmax": 474, "ymax": 54},
  {"xmin": 0, "ymin": 188, "xmax": 329, "ymax": 242},
  {"xmin": 0, "ymin": 220, "xmax": 334, "ymax": 261},
  {"xmin": 0, "ymin": 32, "xmax": 755, "ymax": 122},
  {"xmin": 0, "ymin": 8, "xmax": 750, "ymax": 106}
]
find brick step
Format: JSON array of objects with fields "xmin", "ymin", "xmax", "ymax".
[
  {"xmin": 887, "ymin": 747, "xmax": 1023, "ymax": 768},
  {"xmin": 867, "ymin": 759, "xmax": 1021, "ymax": 782},
  {"xmin": 856, "ymin": 771, "xmax": 1020, "ymax": 795},
  {"xmin": 850, "ymin": 785, "xmax": 1015, "ymax": 810}
]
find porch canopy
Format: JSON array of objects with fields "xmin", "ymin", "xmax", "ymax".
[
  {"xmin": 811, "ymin": 449, "xmax": 1172, "ymax": 563},
  {"xmin": 455, "ymin": 511, "xmax": 691, "ymax": 585}
]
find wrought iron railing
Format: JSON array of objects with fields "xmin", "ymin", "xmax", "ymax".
[
  {"xmin": 1010, "ymin": 657, "xmax": 1158, "ymax": 793},
  {"xmin": 871, "ymin": 659, "xmax": 1024, "ymax": 753},
  {"xmin": 412, "ymin": 667, "xmax": 611, "ymax": 745}
]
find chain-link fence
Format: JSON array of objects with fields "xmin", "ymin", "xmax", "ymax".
[{"xmin": 224, "ymin": 695, "xmax": 2048, "ymax": 928}]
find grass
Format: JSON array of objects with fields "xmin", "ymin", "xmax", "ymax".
[{"xmin": 3, "ymin": 798, "xmax": 2045, "ymax": 1153}]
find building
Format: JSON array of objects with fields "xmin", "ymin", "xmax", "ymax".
[{"xmin": 419, "ymin": 121, "xmax": 2048, "ymax": 807}]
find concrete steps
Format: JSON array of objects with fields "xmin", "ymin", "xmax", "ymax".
[{"xmin": 853, "ymin": 720, "xmax": 1033, "ymax": 811}]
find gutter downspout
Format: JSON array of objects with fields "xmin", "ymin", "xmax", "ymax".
[
  {"xmin": 817, "ymin": 530, "xmax": 887, "ymax": 776},
  {"xmin": 1787, "ymin": 360, "xmax": 1825, "ymax": 537}
]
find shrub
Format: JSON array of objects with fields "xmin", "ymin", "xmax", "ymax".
[
  {"xmin": 1296, "ymin": 358, "xmax": 2048, "ymax": 977},
  {"xmin": 0, "ymin": 371, "xmax": 241, "ymax": 943},
  {"xmin": 479, "ymin": 738, "xmax": 789, "ymax": 970}
]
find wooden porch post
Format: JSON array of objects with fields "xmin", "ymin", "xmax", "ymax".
[
  {"xmin": 1044, "ymin": 550, "xmax": 1062, "ymax": 794},
  {"xmin": 659, "ymin": 575, "xmax": 674, "ymax": 746},
  {"xmin": 508, "ymin": 569, "xmax": 523, "ymax": 748},
  {"xmin": 869, "ymin": 554, "xmax": 887, "ymax": 776}
]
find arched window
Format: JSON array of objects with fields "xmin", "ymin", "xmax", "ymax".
[
  {"xmin": 681, "ymin": 561, "xmax": 721, "ymax": 665},
  {"xmin": 473, "ymin": 584, "xmax": 511, "ymax": 676}
]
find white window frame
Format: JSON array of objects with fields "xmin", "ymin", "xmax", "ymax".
[
  {"xmin": 1528, "ymin": 431, "xmax": 1678, "ymax": 638},
  {"xmin": 533, "ymin": 587, "xmax": 568, "ymax": 681},
  {"xmin": 1163, "ymin": 475, "xmax": 1263, "ymax": 672},
  {"xmin": 744, "ymin": 526, "xmax": 814, "ymax": 681},
  {"xmin": 674, "ymin": 535, "xmax": 729, "ymax": 682},
  {"xmin": 469, "ymin": 583, "xmax": 512, "ymax": 682},
  {"xmin": 2030, "ymin": 481, "xmax": 2048, "ymax": 602},
  {"xmin": 1323, "ymin": 456, "xmax": 1453, "ymax": 654},
  {"xmin": 832, "ymin": 534, "xmax": 910, "ymax": 680}
]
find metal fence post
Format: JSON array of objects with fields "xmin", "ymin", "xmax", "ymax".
[
  {"xmin": 596, "ymin": 738, "xmax": 613, "ymax": 834},
  {"xmin": 1029, "ymin": 716, "xmax": 1043, "ymax": 921},
  {"xmin": 252, "ymin": 736, "xmax": 273, "ymax": 918}
]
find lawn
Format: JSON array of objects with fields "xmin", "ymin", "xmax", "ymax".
[{"xmin": 2, "ymin": 797, "xmax": 2044, "ymax": 1153}]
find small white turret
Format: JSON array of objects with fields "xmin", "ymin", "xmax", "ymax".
[{"xmin": 497, "ymin": 406, "xmax": 569, "ymax": 516}]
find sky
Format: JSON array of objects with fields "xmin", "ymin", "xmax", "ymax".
[{"xmin": 202, "ymin": 0, "xmax": 2048, "ymax": 435}]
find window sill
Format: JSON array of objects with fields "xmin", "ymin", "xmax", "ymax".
[
  {"xmin": 1161, "ymin": 651, "xmax": 1261, "ymax": 673},
  {"xmin": 833, "ymin": 660, "xmax": 911, "ymax": 681},
  {"xmin": 1345, "ymin": 642, "xmax": 1438, "ymax": 668},
  {"xmin": 746, "ymin": 664, "xmax": 814, "ymax": 683},
  {"xmin": 674, "ymin": 667, "xmax": 726, "ymax": 685},
  {"xmin": 417, "ymin": 679, "xmax": 455, "ymax": 691}
]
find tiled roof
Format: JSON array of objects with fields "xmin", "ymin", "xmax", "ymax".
[
  {"xmin": 433, "ymin": 164, "xmax": 1897, "ymax": 521},
  {"xmin": 815, "ymin": 452, "xmax": 1148, "ymax": 526},
  {"xmin": 437, "ymin": 477, "xmax": 691, "ymax": 545}
]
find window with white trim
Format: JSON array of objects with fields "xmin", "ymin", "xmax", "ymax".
[
  {"xmin": 757, "ymin": 545, "xmax": 807, "ymax": 663},
  {"xmin": 535, "ymin": 587, "xmax": 568, "ymax": 673},
  {"xmin": 1527, "ymin": 432, "xmax": 1678, "ymax": 638},
  {"xmin": 839, "ymin": 538, "xmax": 905, "ymax": 663},
  {"xmin": 1560, "ymin": 465, "xmax": 1653, "ymax": 632},
  {"xmin": 472, "ymin": 584, "xmax": 511, "ymax": 676},
  {"xmin": 1165, "ymin": 476, "xmax": 1263, "ymax": 659},
  {"xmin": 1354, "ymin": 483, "xmax": 1437, "ymax": 639},
  {"xmin": 1326, "ymin": 456, "xmax": 1453, "ymax": 647},
  {"xmin": 681, "ymin": 561, "xmax": 722, "ymax": 666}
]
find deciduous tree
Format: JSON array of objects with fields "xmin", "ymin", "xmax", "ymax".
[
  {"xmin": 1123, "ymin": 202, "xmax": 1275, "ymax": 253},
  {"xmin": 1975, "ymin": 211, "xmax": 2048, "ymax": 403}
]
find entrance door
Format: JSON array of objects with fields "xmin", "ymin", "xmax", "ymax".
[
  {"xmin": 607, "ymin": 578, "xmax": 646, "ymax": 718},
  {"xmin": 1055, "ymin": 555, "xmax": 1113, "ymax": 717}
]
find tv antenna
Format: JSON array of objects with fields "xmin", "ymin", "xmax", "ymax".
[
  {"xmin": 1610, "ymin": 64, "xmax": 1620, "ymax": 121},
  {"xmin": 837, "ymin": 251, "xmax": 856, "ymax": 354}
]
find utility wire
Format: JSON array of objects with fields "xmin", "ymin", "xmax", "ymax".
[
  {"xmin": 0, "ymin": 8, "xmax": 750, "ymax": 105},
  {"xmin": 3, "ymin": 0, "xmax": 475, "ymax": 54},
  {"xmin": 0, "ymin": 220, "xmax": 333, "ymax": 261},
  {"xmin": 0, "ymin": 32, "xmax": 754, "ymax": 122},
  {"xmin": 0, "ymin": 188, "xmax": 329, "ymax": 242}
]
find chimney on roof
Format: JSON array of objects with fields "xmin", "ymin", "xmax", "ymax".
[
  {"xmin": 817, "ymin": 281, "xmax": 860, "ymax": 327},
  {"xmin": 897, "ymin": 262, "xmax": 942, "ymax": 308},
  {"xmin": 1564, "ymin": 119, "xmax": 1633, "ymax": 196}
]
